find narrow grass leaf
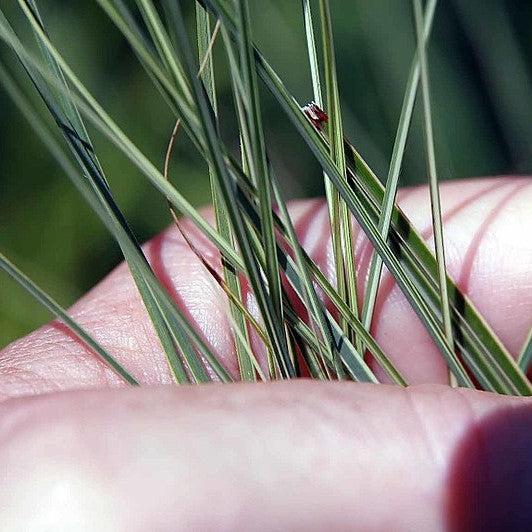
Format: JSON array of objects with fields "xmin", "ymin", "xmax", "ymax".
[
  {"xmin": 360, "ymin": 0, "xmax": 436, "ymax": 334},
  {"xmin": 318, "ymin": 0, "xmax": 360, "ymax": 354},
  {"xmin": 0, "ymin": 252, "xmax": 138, "ymax": 385},
  {"xmin": 518, "ymin": 329, "xmax": 532, "ymax": 373},
  {"xmin": 195, "ymin": 4, "xmax": 255, "ymax": 380},
  {"xmin": 412, "ymin": 0, "xmax": 455, "ymax": 370},
  {"xmin": 233, "ymin": 0, "xmax": 285, "ymax": 339},
  {"xmin": 168, "ymin": 1, "xmax": 295, "ymax": 378}
]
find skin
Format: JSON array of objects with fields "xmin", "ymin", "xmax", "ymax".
[{"xmin": 0, "ymin": 177, "xmax": 531, "ymax": 531}]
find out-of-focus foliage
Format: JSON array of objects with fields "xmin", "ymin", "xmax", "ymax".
[{"xmin": 0, "ymin": 0, "xmax": 531, "ymax": 347}]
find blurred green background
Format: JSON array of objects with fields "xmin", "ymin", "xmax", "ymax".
[{"xmin": 1, "ymin": 0, "xmax": 531, "ymax": 347}]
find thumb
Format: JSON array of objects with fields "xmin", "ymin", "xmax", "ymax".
[{"xmin": 0, "ymin": 381, "xmax": 530, "ymax": 531}]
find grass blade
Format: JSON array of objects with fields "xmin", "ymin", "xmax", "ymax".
[
  {"xmin": 302, "ymin": 0, "xmax": 322, "ymax": 107},
  {"xmin": 233, "ymin": 0, "xmax": 285, "ymax": 345},
  {"xmin": 318, "ymin": 0, "xmax": 360, "ymax": 355},
  {"xmin": 412, "ymin": 0, "xmax": 455, "ymax": 375},
  {"xmin": 0, "ymin": 251, "xmax": 138, "ymax": 385},
  {"xmin": 360, "ymin": 0, "xmax": 436, "ymax": 335},
  {"xmin": 518, "ymin": 329, "xmax": 532, "ymax": 373},
  {"xmin": 167, "ymin": 1, "xmax": 295, "ymax": 378},
  {"xmin": 194, "ymin": 5, "xmax": 255, "ymax": 380}
]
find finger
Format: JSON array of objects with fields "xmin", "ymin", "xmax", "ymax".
[
  {"xmin": 1, "ymin": 177, "xmax": 530, "ymax": 396},
  {"xmin": 0, "ymin": 382, "xmax": 530, "ymax": 531}
]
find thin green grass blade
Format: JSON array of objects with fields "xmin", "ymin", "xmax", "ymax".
[
  {"xmin": 96, "ymin": 0, "xmax": 185, "ymax": 115},
  {"xmin": 12, "ymin": 7, "xmax": 185, "ymax": 384},
  {"xmin": 271, "ymin": 174, "xmax": 339, "ymax": 381},
  {"xmin": 302, "ymin": 0, "xmax": 322, "ymax": 107},
  {"xmin": 222, "ymin": 36, "xmax": 281, "ymax": 378},
  {"xmin": 95, "ymin": 0, "xmax": 201, "ymax": 143},
  {"xmin": 25, "ymin": 1, "xmax": 91, "ymax": 145},
  {"xmin": 360, "ymin": 0, "xmax": 436, "ymax": 335},
  {"xmin": 318, "ymin": 0, "xmax": 359, "ymax": 356},
  {"xmin": 518, "ymin": 329, "xmax": 532, "ymax": 373},
  {"xmin": 412, "ymin": 0, "xmax": 454, "ymax": 370},
  {"xmin": 167, "ymin": 1, "xmax": 295, "ymax": 378},
  {"xmin": 0, "ymin": 251, "xmax": 138, "ymax": 385},
  {"xmin": 195, "ymin": 4, "xmax": 254, "ymax": 380},
  {"xmin": 194, "ymin": 5, "xmax": 255, "ymax": 380},
  {"xmin": 15, "ymin": 2, "xmax": 196, "ymax": 385},
  {"xmin": 233, "ymin": 0, "xmax": 285, "ymax": 339},
  {"xmin": 134, "ymin": 0, "xmax": 194, "ymax": 106},
  {"xmin": 302, "ymin": 0, "xmax": 351, "ymax": 374}
]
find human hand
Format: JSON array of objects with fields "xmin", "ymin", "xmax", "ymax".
[{"xmin": 0, "ymin": 178, "xmax": 531, "ymax": 530}]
